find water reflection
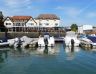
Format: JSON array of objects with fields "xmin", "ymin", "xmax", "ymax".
[
  {"xmin": 43, "ymin": 45, "xmax": 48, "ymax": 54},
  {"xmin": 65, "ymin": 47, "xmax": 80, "ymax": 60},
  {"xmin": 10, "ymin": 47, "xmax": 30, "ymax": 57},
  {"xmin": 11, "ymin": 45, "xmax": 60, "ymax": 56},
  {"xmin": 36, "ymin": 46, "xmax": 59, "ymax": 55},
  {"xmin": 0, "ymin": 49, "xmax": 8, "ymax": 63}
]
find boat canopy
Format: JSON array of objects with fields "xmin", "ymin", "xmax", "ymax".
[{"xmin": 87, "ymin": 36, "xmax": 96, "ymax": 43}]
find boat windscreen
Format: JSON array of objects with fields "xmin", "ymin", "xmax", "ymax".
[{"xmin": 87, "ymin": 36, "xmax": 96, "ymax": 43}]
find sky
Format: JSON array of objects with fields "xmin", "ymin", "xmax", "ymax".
[{"xmin": 0, "ymin": 0, "xmax": 96, "ymax": 26}]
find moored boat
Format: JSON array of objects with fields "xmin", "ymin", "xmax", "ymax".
[
  {"xmin": 38, "ymin": 33, "xmax": 55, "ymax": 47},
  {"xmin": 0, "ymin": 40, "xmax": 9, "ymax": 47},
  {"xmin": 64, "ymin": 31, "xmax": 80, "ymax": 47}
]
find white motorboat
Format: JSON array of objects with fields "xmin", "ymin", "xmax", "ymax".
[
  {"xmin": 0, "ymin": 40, "xmax": 9, "ymax": 47},
  {"xmin": 8, "ymin": 36, "xmax": 38, "ymax": 48},
  {"xmin": 38, "ymin": 33, "xmax": 55, "ymax": 47},
  {"xmin": 8, "ymin": 37, "xmax": 22, "ymax": 48},
  {"xmin": 21, "ymin": 36, "xmax": 34, "ymax": 48},
  {"xmin": 64, "ymin": 31, "xmax": 80, "ymax": 47},
  {"xmin": 79, "ymin": 34, "xmax": 96, "ymax": 48}
]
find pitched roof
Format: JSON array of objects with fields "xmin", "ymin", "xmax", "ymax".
[
  {"xmin": 36, "ymin": 14, "xmax": 60, "ymax": 20},
  {"xmin": 4, "ymin": 16, "xmax": 37, "ymax": 24},
  {"xmin": 11, "ymin": 16, "xmax": 32, "ymax": 21}
]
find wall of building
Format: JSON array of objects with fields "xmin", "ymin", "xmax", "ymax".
[
  {"xmin": 35, "ymin": 19, "xmax": 60, "ymax": 27},
  {"xmin": 82, "ymin": 25, "xmax": 93, "ymax": 30},
  {"xmin": 4, "ymin": 18, "xmax": 13, "ymax": 28},
  {"xmin": 78, "ymin": 26, "xmax": 83, "ymax": 33},
  {"xmin": 26, "ymin": 18, "xmax": 37, "ymax": 27},
  {"xmin": 78, "ymin": 25, "xmax": 93, "ymax": 34},
  {"xmin": 4, "ymin": 16, "xmax": 60, "ymax": 33}
]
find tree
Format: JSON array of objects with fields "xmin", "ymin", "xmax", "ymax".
[
  {"xmin": 71, "ymin": 24, "xmax": 78, "ymax": 32},
  {"xmin": 0, "ymin": 11, "xmax": 6, "ymax": 32}
]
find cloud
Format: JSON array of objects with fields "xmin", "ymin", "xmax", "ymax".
[
  {"xmin": 55, "ymin": 6, "xmax": 65, "ymax": 10},
  {"xmin": 66, "ymin": 7, "xmax": 80, "ymax": 17},
  {"xmin": 2, "ymin": 0, "xmax": 41, "ymax": 16},
  {"xmin": 55, "ymin": 0, "xmax": 96, "ymax": 18},
  {"xmin": 4, "ymin": 0, "xmax": 32, "ymax": 8},
  {"xmin": 55, "ymin": 6, "xmax": 80, "ymax": 18},
  {"xmin": 86, "ymin": 12, "xmax": 96, "ymax": 18}
]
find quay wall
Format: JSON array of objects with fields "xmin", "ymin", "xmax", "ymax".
[{"xmin": 0, "ymin": 32, "xmax": 66, "ymax": 39}]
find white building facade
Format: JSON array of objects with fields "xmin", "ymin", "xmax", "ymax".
[
  {"xmin": 4, "ymin": 14, "xmax": 60, "ymax": 32},
  {"xmin": 35, "ymin": 14, "xmax": 60, "ymax": 27},
  {"xmin": 4, "ymin": 16, "xmax": 37, "ymax": 32},
  {"xmin": 78, "ymin": 25, "xmax": 93, "ymax": 34}
]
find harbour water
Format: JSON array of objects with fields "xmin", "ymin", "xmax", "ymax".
[{"xmin": 0, "ymin": 43, "xmax": 96, "ymax": 74}]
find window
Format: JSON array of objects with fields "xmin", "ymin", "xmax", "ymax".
[
  {"xmin": 29, "ymin": 23, "xmax": 34, "ymax": 25},
  {"xmin": 6, "ymin": 23, "xmax": 8, "ymax": 25},
  {"xmin": 15, "ymin": 23, "xmax": 21, "ymax": 26},
  {"xmin": 6, "ymin": 23, "xmax": 11, "ymax": 25},
  {"xmin": 31, "ymin": 23, "xmax": 34, "ymax": 25},
  {"xmin": 55, "ymin": 23, "xmax": 58, "ymax": 26},
  {"xmin": 16, "ymin": 23, "xmax": 21, "ymax": 26},
  {"xmin": 6, "ymin": 18, "xmax": 10, "ymax": 21},
  {"xmin": 39, "ymin": 23, "xmax": 42, "ymax": 26},
  {"xmin": 45, "ymin": 23, "xmax": 49, "ymax": 25},
  {"xmin": 9, "ymin": 23, "xmax": 11, "ymax": 25},
  {"xmin": 22, "ymin": 23, "xmax": 25, "ymax": 26}
]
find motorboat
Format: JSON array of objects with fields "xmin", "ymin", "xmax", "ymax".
[
  {"xmin": 64, "ymin": 31, "xmax": 80, "ymax": 47},
  {"xmin": 0, "ymin": 40, "xmax": 9, "ymax": 47},
  {"xmin": 79, "ymin": 34, "xmax": 96, "ymax": 49},
  {"xmin": 21, "ymin": 36, "xmax": 34, "ymax": 48},
  {"xmin": 38, "ymin": 33, "xmax": 55, "ymax": 47},
  {"xmin": 0, "ymin": 37, "xmax": 9, "ymax": 47}
]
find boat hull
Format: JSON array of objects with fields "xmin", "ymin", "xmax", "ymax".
[{"xmin": 38, "ymin": 37, "xmax": 55, "ymax": 47}]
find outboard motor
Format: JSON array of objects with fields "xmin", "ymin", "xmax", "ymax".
[
  {"xmin": 44, "ymin": 34, "xmax": 49, "ymax": 46},
  {"xmin": 14, "ymin": 37, "xmax": 22, "ymax": 48},
  {"xmin": 44, "ymin": 38, "xmax": 48, "ymax": 46},
  {"xmin": 17, "ymin": 38, "xmax": 22, "ymax": 48},
  {"xmin": 71, "ymin": 39, "xmax": 74, "ymax": 52}
]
